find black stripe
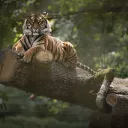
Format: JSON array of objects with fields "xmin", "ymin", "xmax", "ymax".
[
  {"xmin": 57, "ymin": 46, "xmax": 61, "ymax": 61},
  {"xmin": 19, "ymin": 40, "xmax": 28, "ymax": 51},
  {"xmin": 27, "ymin": 36, "xmax": 32, "ymax": 46},
  {"xmin": 44, "ymin": 19, "xmax": 47, "ymax": 28},
  {"xmin": 33, "ymin": 35, "xmax": 43, "ymax": 45},
  {"xmin": 50, "ymin": 41, "xmax": 53, "ymax": 52},
  {"xmin": 55, "ymin": 45, "xmax": 60, "ymax": 61},
  {"xmin": 34, "ymin": 35, "xmax": 41, "ymax": 42},
  {"xmin": 67, "ymin": 52, "xmax": 76, "ymax": 60},
  {"xmin": 24, "ymin": 37, "xmax": 30, "ymax": 49},
  {"xmin": 47, "ymin": 40, "xmax": 51, "ymax": 50}
]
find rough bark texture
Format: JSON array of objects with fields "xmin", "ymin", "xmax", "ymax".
[
  {"xmin": 109, "ymin": 78, "xmax": 128, "ymax": 94},
  {"xmin": 1, "ymin": 49, "xmax": 128, "ymax": 127},
  {"xmin": 106, "ymin": 93, "xmax": 128, "ymax": 107},
  {"xmin": 96, "ymin": 79, "xmax": 112, "ymax": 113},
  {"xmin": 0, "ymin": 49, "xmax": 98, "ymax": 109},
  {"xmin": 106, "ymin": 94, "xmax": 128, "ymax": 115},
  {"xmin": 0, "ymin": 49, "xmax": 127, "ymax": 113}
]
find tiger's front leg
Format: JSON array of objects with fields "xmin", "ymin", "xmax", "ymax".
[
  {"xmin": 12, "ymin": 41, "xmax": 25, "ymax": 56},
  {"xmin": 23, "ymin": 47, "xmax": 41, "ymax": 63}
]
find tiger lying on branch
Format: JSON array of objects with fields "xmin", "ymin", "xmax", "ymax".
[{"xmin": 12, "ymin": 12, "xmax": 96, "ymax": 100}]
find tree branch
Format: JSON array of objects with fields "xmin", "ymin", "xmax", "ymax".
[{"xmin": 0, "ymin": 49, "xmax": 127, "ymax": 113}]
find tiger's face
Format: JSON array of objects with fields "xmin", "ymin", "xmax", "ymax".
[{"xmin": 23, "ymin": 13, "xmax": 51, "ymax": 36}]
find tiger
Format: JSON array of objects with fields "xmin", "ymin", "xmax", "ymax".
[
  {"xmin": 12, "ymin": 12, "xmax": 51, "ymax": 56},
  {"xmin": 12, "ymin": 13, "xmax": 96, "ymax": 100}
]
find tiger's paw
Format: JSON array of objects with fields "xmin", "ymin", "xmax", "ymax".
[
  {"xmin": 17, "ymin": 50, "xmax": 25, "ymax": 56},
  {"xmin": 12, "ymin": 42, "xmax": 25, "ymax": 56},
  {"xmin": 23, "ymin": 52, "xmax": 32, "ymax": 63},
  {"xmin": 23, "ymin": 56, "xmax": 32, "ymax": 63},
  {"xmin": 12, "ymin": 48, "xmax": 25, "ymax": 56}
]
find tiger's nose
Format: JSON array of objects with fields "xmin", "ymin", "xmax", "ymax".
[{"xmin": 33, "ymin": 29, "xmax": 38, "ymax": 32}]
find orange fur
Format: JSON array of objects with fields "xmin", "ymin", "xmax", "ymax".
[
  {"xmin": 12, "ymin": 37, "xmax": 25, "ymax": 56},
  {"xmin": 23, "ymin": 47, "xmax": 41, "ymax": 63}
]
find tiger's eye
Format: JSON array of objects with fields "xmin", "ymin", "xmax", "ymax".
[
  {"xmin": 38, "ymin": 20, "xmax": 42, "ymax": 24},
  {"xmin": 38, "ymin": 17, "xmax": 42, "ymax": 22},
  {"xmin": 30, "ymin": 20, "xmax": 34, "ymax": 25}
]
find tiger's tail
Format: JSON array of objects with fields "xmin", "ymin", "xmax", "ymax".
[{"xmin": 77, "ymin": 62, "xmax": 96, "ymax": 75}]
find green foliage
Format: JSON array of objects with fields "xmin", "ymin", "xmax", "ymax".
[
  {"xmin": 0, "ymin": 90, "xmax": 9, "ymax": 101},
  {"xmin": 47, "ymin": 99, "xmax": 69, "ymax": 114}
]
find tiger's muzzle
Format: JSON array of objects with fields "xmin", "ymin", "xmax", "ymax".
[{"xmin": 32, "ymin": 29, "xmax": 40, "ymax": 35}]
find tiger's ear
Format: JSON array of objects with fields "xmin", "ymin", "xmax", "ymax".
[{"xmin": 42, "ymin": 12, "xmax": 48, "ymax": 18}]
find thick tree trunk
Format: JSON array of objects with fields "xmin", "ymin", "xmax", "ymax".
[
  {"xmin": 0, "ymin": 49, "xmax": 127, "ymax": 113},
  {"xmin": 106, "ymin": 78, "xmax": 128, "ymax": 116},
  {"xmin": 1, "ymin": 49, "xmax": 128, "ymax": 127},
  {"xmin": 0, "ymin": 49, "xmax": 98, "ymax": 110}
]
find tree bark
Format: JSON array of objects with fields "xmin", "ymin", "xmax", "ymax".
[
  {"xmin": 0, "ymin": 49, "xmax": 98, "ymax": 110},
  {"xmin": 0, "ymin": 49, "xmax": 127, "ymax": 113},
  {"xmin": 106, "ymin": 78, "xmax": 128, "ymax": 115}
]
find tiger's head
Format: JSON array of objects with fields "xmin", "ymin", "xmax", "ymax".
[{"xmin": 23, "ymin": 13, "xmax": 51, "ymax": 36}]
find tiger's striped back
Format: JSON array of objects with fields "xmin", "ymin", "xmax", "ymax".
[
  {"xmin": 36, "ymin": 35, "xmax": 96, "ymax": 74},
  {"xmin": 44, "ymin": 35, "xmax": 78, "ymax": 68}
]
